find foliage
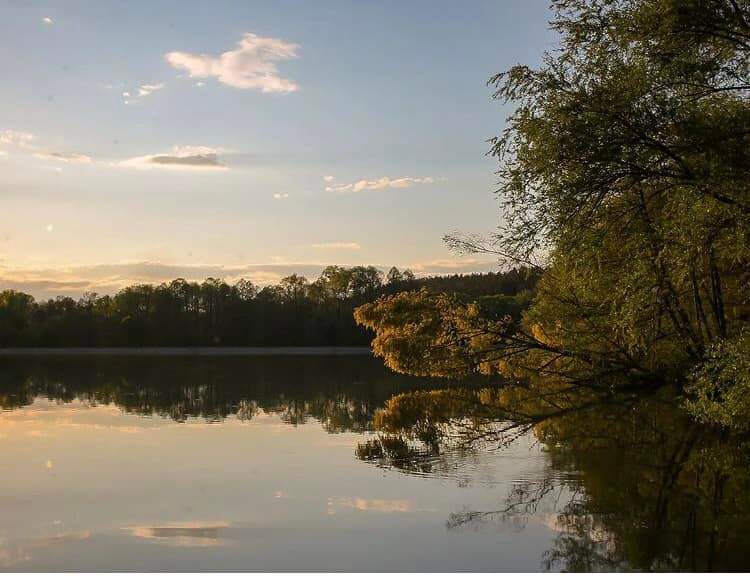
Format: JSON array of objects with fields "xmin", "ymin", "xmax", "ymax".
[
  {"xmin": 685, "ymin": 329, "xmax": 750, "ymax": 430},
  {"xmin": 0, "ymin": 267, "xmax": 536, "ymax": 348},
  {"xmin": 357, "ymin": 0, "xmax": 750, "ymax": 406},
  {"xmin": 355, "ymin": 288, "xmax": 537, "ymax": 377}
]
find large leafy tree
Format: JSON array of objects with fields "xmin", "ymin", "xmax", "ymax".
[{"xmin": 357, "ymin": 0, "xmax": 750, "ymax": 392}]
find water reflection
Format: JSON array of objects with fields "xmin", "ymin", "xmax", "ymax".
[
  {"xmin": 0, "ymin": 355, "xmax": 454, "ymax": 431},
  {"xmin": 1, "ymin": 357, "xmax": 749, "ymax": 570},
  {"xmin": 357, "ymin": 385, "xmax": 750, "ymax": 571},
  {"xmin": 0, "ymin": 531, "xmax": 91, "ymax": 568},
  {"xmin": 126, "ymin": 521, "xmax": 231, "ymax": 547}
]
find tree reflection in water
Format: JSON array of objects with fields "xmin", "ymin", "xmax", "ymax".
[
  {"xmin": 356, "ymin": 384, "xmax": 750, "ymax": 571},
  {"xmin": 3, "ymin": 357, "xmax": 749, "ymax": 570},
  {"xmin": 0, "ymin": 355, "xmax": 454, "ymax": 433}
]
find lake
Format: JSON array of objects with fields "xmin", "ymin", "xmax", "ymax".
[{"xmin": 0, "ymin": 355, "xmax": 748, "ymax": 571}]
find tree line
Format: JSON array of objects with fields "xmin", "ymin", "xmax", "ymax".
[{"xmin": 0, "ymin": 266, "xmax": 538, "ymax": 347}]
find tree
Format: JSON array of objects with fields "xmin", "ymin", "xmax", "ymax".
[
  {"xmin": 234, "ymin": 278, "xmax": 257, "ymax": 301},
  {"xmin": 358, "ymin": 0, "xmax": 750, "ymax": 397},
  {"xmin": 279, "ymin": 274, "xmax": 309, "ymax": 302},
  {"xmin": 0, "ymin": 267, "xmax": 533, "ymax": 348},
  {"xmin": 386, "ymin": 267, "xmax": 403, "ymax": 285},
  {"xmin": 0, "ymin": 291, "xmax": 35, "ymax": 346}
]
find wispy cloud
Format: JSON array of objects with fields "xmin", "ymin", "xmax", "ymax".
[
  {"xmin": 0, "ymin": 130, "xmax": 35, "ymax": 151},
  {"xmin": 138, "ymin": 83, "xmax": 164, "ymax": 97},
  {"xmin": 325, "ymin": 176, "xmax": 434, "ymax": 193},
  {"xmin": 273, "ymin": 193, "xmax": 289, "ymax": 199},
  {"xmin": 121, "ymin": 82, "xmax": 165, "ymax": 104},
  {"xmin": 120, "ymin": 146, "xmax": 227, "ymax": 171},
  {"xmin": 323, "ymin": 175, "xmax": 335, "ymax": 182},
  {"xmin": 34, "ymin": 151, "xmax": 91, "ymax": 164},
  {"xmin": 311, "ymin": 242, "xmax": 361, "ymax": 250},
  {"xmin": 42, "ymin": 17, "xmax": 53, "ymax": 24},
  {"xmin": 165, "ymin": 33, "xmax": 300, "ymax": 93},
  {"xmin": 1, "ymin": 131, "xmax": 91, "ymax": 166}
]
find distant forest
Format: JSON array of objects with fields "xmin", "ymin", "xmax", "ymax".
[{"xmin": 0, "ymin": 266, "xmax": 539, "ymax": 347}]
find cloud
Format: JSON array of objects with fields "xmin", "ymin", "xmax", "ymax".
[
  {"xmin": 326, "ymin": 176, "xmax": 434, "ymax": 193},
  {"xmin": 273, "ymin": 193, "xmax": 289, "ymax": 199},
  {"xmin": 34, "ymin": 151, "xmax": 91, "ymax": 163},
  {"xmin": 42, "ymin": 17, "xmax": 52, "ymax": 24},
  {"xmin": 323, "ymin": 175, "xmax": 335, "ymax": 182},
  {"xmin": 311, "ymin": 242, "xmax": 361, "ymax": 250},
  {"xmin": 121, "ymin": 83, "xmax": 164, "ymax": 104},
  {"xmin": 120, "ymin": 146, "xmax": 226, "ymax": 171},
  {"xmin": 147, "ymin": 154, "xmax": 223, "ymax": 168},
  {"xmin": 137, "ymin": 83, "xmax": 164, "ymax": 97},
  {"xmin": 0, "ymin": 130, "xmax": 35, "ymax": 150},
  {"xmin": 165, "ymin": 33, "xmax": 299, "ymax": 93},
  {"xmin": 1, "ymin": 132, "xmax": 90, "ymax": 165}
]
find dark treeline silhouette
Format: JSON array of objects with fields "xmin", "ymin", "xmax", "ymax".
[{"xmin": 0, "ymin": 265, "xmax": 538, "ymax": 347}]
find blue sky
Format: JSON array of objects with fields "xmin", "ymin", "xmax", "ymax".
[{"xmin": 0, "ymin": 1, "xmax": 556, "ymax": 298}]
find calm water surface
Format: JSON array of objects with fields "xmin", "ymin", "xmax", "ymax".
[{"xmin": 0, "ymin": 356, "xmax": 748, "ymax": 571}]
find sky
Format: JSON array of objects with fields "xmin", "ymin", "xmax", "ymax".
[{"xmin": 0, "ymin": 0, "xmax": 556, "ymax": 299}]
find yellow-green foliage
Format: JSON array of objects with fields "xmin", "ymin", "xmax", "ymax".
[
  {"xmin": 355, "ymin": 289, "xmax": 511, "ymax": 377},
  {"xmin": 686, "ymin": 331, "xmax": 750, "ymax": 431},
  {"xmin": 356, "ymin": 0, "xmax": 750, "ymax": 402}
]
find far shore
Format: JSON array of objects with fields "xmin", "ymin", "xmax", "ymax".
[{"xmin": 0, "ymin": 346, "xmax": 372, "ymax": 357}]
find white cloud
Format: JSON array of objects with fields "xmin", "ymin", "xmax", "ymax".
[
  {"xmin": 120, "ymin": 83, "xmax": 164, "ymax": 104},
  {"xmin": 137, "ymin": 83, "xmax": 164, "ymax": 97},
  {"xmin": 34, "ymin": 151, "xmax": 91, "ymax": 163},
  {"xmin": 311, "ymin": 242, "xmax": 361, "ymax": 250},
  {"xmin": 165, "ymin": 33, "xmax": 300, "ymax": 93},
  {"xmin": 273, "ymin": 193, "xmax": 289, "ymax": 199},
  {"xmin": 0, "ymin": 130, "xmax": 35, "ymax": 150},
  {"xmin": 325, "ymin": 176, "xmax": 434, "ymax": 193},
  {"xmin": 323, "ymin": 175, "xmax": 335, "ymax": 182},
  {"xmin": 120, "ymin": 146, "xmax": 227, "ymax": 171},
  {"xmin": 42, "ymin": 17, "xmax": 52, "ymax": 24},
  {"xmin": 1, "ymin": 131, "xmax": 93, "ymax": 165}
]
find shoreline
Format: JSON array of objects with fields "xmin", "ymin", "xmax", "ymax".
[{"xmin": 0, "ymin": 346, "xmax": 372, "ymax": 357}]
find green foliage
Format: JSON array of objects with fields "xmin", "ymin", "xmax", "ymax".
[
  {"xmin": 356, "ymin": 0, "xmax": 750, "ymax": 400},
  {"xmin": 355, "ymin": 289, "xmax": 479, "ymax": 377},
  {"xmin": 685, "ymin": 330, "xmax": 750, "ymax": 430},
  {"xmin": 490, "ymin": 0, "xmax": 750, "ymax": 380}
]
